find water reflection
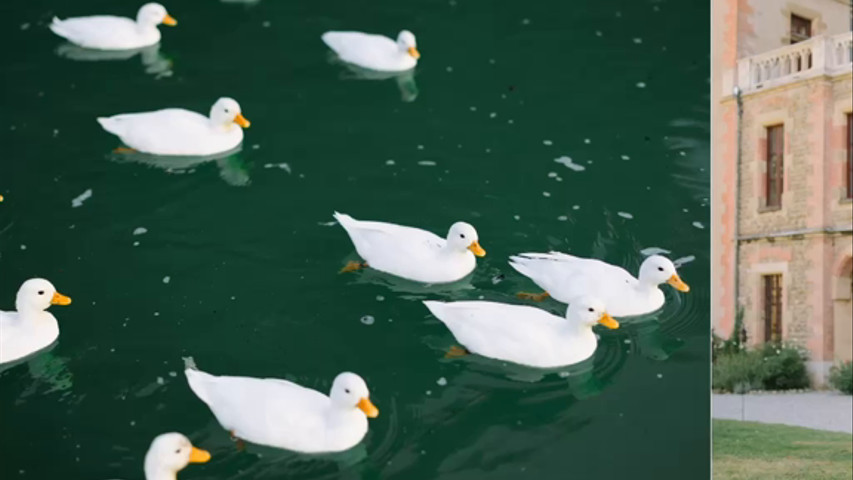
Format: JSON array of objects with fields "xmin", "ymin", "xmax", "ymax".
[
  {"xmin": 346, "ymin": 264, "xmax": 476, "ymax": 299},
  {"xmin": 107, "ymin": 147, "xmax": 250, "ymax": 187},
  {"xmin": 329, "ymin": 56, "xmax": 419, "ymax": 103},
  {"xmin": 55, "ymin": 43, "xmax": 173, "ymax": 79},
  {"xmin": 0, "ymin": 349, "xmax": 74, "ymax": 402}
]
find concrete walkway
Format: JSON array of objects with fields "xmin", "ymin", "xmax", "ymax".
[{"xmin": 713, "ymin": 392, "xmax": 853, "ymax": 433}]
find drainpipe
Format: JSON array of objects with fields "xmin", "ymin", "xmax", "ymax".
[{"xmin": 733, "ymin": 85, "xmax": 745, "ymax": 343}]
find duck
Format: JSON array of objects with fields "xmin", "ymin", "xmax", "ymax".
[
  {"xmin": 185, "ymin": 366, "xmax": 379, "ymax": 454},
  {"xmin": 333, "ymin": 212, "xmax": 486, "ymax": 284},
  {"xmin": 50, "ymin": 3, "xmax": 177, "ymax": 51},
  {"xmin": 97, "ymin": 97, "xmax": 250, "ymax": 156},
  {"xmin": 0, "ymin": 279, "xmax": 72, "ymax": 365},
  {"xmin": 322, "ymin": 30, "xmax": 420, "ymax": 72},
  {"xmin": 142, "ymin": 432, "xmax": 210, "ymax": 480},
  {"xmin": 509, "ymin": 253, "xmax": 690, "ymax": 317},
  {"xmin": 423, "ymin": 296, "xmax": 618, "ymax": 368}
]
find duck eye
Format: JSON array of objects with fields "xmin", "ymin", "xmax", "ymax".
[
  {"xmin": 459, "ymin": 234, "xmax": 465, "ymax": 239},
  {"xmin": 38, "ymin": 290, "xmax": 44, "ymax": 295},
  {"xmin": 175, "ymin": 449, "xmax": 181, "ymax": 454},
  {"xmin": 345, "ymin": 388, "xmax": 350, "ymax": 394},
  {"xmin": 588, "ymin": 307, "xmax": 594, "ymax": 312},
  {"xmin": 657, "ymin": 267, "xmax": 664, "ymax": 272}
]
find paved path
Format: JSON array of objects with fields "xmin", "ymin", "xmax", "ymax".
[{"xmin": 713, "ymin": 392, "xmax": 853, "ymax": 433}]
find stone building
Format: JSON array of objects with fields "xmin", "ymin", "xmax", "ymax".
[{"xmin": 712, "ymin": 0, "xmax": 853, "ymax": 383}]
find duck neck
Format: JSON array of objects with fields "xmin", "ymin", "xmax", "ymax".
[
  {"xmin": 14, "ymin": 300, "xmax": 47, "ymax": 320},
  {"xmin": 144, "ymin": 465, "xmax": 177, "ymax": 480},
  {"xmin": 635, "ymin": 278, "xmax": 660, "ymax": 295}
]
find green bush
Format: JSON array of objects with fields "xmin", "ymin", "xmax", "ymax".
[
  {"xmin": 757, "ymin": 342, "xmax": 810, "ymax": 390},
  {"xmin": 828, "ymin": 361, "xmax": 853, "ymax": 395},
  {"xmin": 713, "ymin": 349, "xmax": 764, "ymax": 393},
  {"xmin": 713, "ymin": 342, "xmax": 810, "ymax": 393}
]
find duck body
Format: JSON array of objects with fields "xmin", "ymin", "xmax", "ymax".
[
  {"xmin": 322, "ymin": 31, "xmax": 417, "ymax": 72},
  {"xmin": 185, "ymin": 368, "xmax": 376, "ymax": 454},
  {"xmin": 0, "ymin": 279, "xmax": 71, "ymax": 366},
  {"xmin": 334, "ymin": 212, "xmax": 483, "ymax": 284},
  {"xmin": 509, "ymin": 252, "xmax": 689, "ymax": 317},
  {"xmin": 0, "ymin": 310, "xmax": 59, "ymax": 365},
  {"xmin": 98, "ymin": 97, "xmax": 249, "ymax": 156},
  {"xmin": 99, "ymin": 109, "xmax": 242, "ymax": 156},
  {"xmin": 424, "ymin": 298, "xmax": 617, "ymax": 369},
  {"xmin": 51, "ymin": 16, "xmax": 160, "ymax": 50}
]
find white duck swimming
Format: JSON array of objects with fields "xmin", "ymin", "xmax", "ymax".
[
  {"xmin": 0, "ymin": 279, "xmax": 72, "ymax": 365},
  {"xmin": 509, "ymin": 253, "xmax": 690, "ymax": 317},
  {"xmin": 334, "ymin": 212, "xmax": 486, "ymax": 284},
  {"xmin": 322, "ymin": 30, "xmax": 420, "ymax": 72},
  {"xmin": 50, "ymin": 3, "xmax": 177, "ymax": 51},
  {"xmin": 185, "ymin": 367, "xmax": 379, "ymax": 454},
  {"xmin": 97, "ymin": 97, "xmax": 250, "ymax": 156},
  {"xmin": 142, "ymin": 432, "xmax": 210, "ymax": 480},
  {"xmin": 424, "ymin": 296, "xmax": 618, "ymax": 368}
]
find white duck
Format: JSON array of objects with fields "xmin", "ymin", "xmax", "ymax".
[
  {"xmin": 424, "ymin": 296, "xmax": 619, "ymax": 368},
  {"xmin": 185, "ymin": 367, "xmax": 379, "ymax": 454},
  {"xmin": 334, "ymin": 212, "xmax": 486, "ymax": 284},
  {"xmin": 97, "ymin": 97, "xmax": 250, "ymax": 156},
  {"xmin": 509, "ymin": 253, "xmax": 690, "ymax": 317},
  {"xmin": 322, "ymin": 30, "xmax": 420, "ymax": 72},
  {"xmin": 50, "ymin": 3, "xmax": 177, "ymax": 51},
  {"xmin": 142, "ymin": 432, "xmax": 210, "ymax": 480},
  {"xmin": 0, "ymin": 279, "xmax": 72, "ymax": 365}
]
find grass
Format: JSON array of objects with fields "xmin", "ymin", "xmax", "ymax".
[{"xmin": 713, "ymin": 420, "xmax": 853, "ymax": 480}]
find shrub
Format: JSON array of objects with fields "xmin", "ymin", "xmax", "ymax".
[
  {"xmin": 713, "ymin": 350, "xmax": 764, "ymax": 393},
  {"xmin": 756, "ymin": 342, "xmax": 810, "ymax": 390},
  {"xmin": 828, "ymin": 361, "xmax": 853, "ymax": 395},
  {"xmin": 713, "ymin": 342, "xmax": 810, "ymax": 393}
]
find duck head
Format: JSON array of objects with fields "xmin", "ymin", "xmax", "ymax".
[
  {"xmin": 137, "ymin": 3, "xmax": 177, "ymax": 27},
  {"xmin": 330, "ymin": 372, "xmax": 378, "ymax": 418},
  {"xmin": 210, "ymin": 97, "xmax": 250, "ymax": 129},
  {"xmin": 15, "ymin": 278, "xmax": 71, "ymax": 313},
  {"xmin": 638, "ymin": 255, "xmax": 689, "ymax": 292},
  {"xmin": 144, "ymin": 433, "xmax": 210, "ymax": 480},
  {"xmin": 396, "ymin": 30, "xmax": 420, "ymax": 59},
  {"xmin": 446, "ymin": 222, "xmax": 485, "ymax": 257},
  {"xmin": 568, "ymin": 296, "xmax": 618, "ymax": 329}
]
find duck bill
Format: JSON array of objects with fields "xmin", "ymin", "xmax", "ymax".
[
  {"xmin": 467, "ymin": 241, "xmax": 486, "ymax": 257},
  {"xmin": 51, "ymin": 292, "xmax": 72, "ymax": 306},
  {"xmin": 162, "ymin": 14, "xmax": 178, "ymax": 26},
  {"xmin": 188, "ymin": 446, "xmax": 211, "ymax": 463},
  {"xmin": 233, "ymin": 113, "xmax": 251, "ymax": 128},
  {"xmin": 598, "ymin": 312, "xmax": 619, "ymax": 329},
  {"xmin": 407, "ymin": 46, "xmax": 421, "ymax": 59},
  {"xmin": 667, "ymin": 274, "xmax": 690, "ymax": 292},
  {"xmin": 357, "ymin": 397, "xmax": 379, "ymax": 418}
]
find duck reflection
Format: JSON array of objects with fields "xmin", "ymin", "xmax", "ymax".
[
  {"xmin": 346, "ymin": 264, "xmax": 476, "ymax": 300},
  {"xmin": 107, "ymin": 147, "xmax": 250, "ymax": 187},
  {"xmin": 330, "ymin": 56, "xmax": 419, "ymax": 103},
  {"xmin": 55, "ymin": 42, "xmax": 173, "ymax": 78},
  {"xmin": 0, "ymin": 349, "xmax": 74, "ymax": 401}
]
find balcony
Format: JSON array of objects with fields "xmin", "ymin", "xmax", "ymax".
[{"xmin": 734, "ymin": 31, "xmax": 852, "ymax": 94}]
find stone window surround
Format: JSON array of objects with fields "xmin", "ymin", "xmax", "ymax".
[
  {"xmin": 754, "ymin": 110, "xmax": 793, "ymax": 213},
  {"xmin": 748, "ymin": 261, "xmax": 791, "ymax": 345},
  {"xmin": 836, "ymin": 103, "xmax": 853, "ymax": 204},
  {"xmin": 779, "ymin": 4, "xmax": 828, "ymax": 46}
]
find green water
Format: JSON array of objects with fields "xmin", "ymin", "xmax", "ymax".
[{"xmin": 0, "ymin": 0, "xmax": 710, "ymax": 478}]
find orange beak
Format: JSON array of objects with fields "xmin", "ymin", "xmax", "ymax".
[
  {"xmin": 188, "ymin": 446, "xmax": 211, "ymax": 463},
  {"xmin": 667, "ymin": 274, "xmax": 690, "ymax": 292},
  {"xmin": 162, "ymin": 14, "xmax": 177, "ymax": 26},
  {"xmin": 468, "ymin": 240, "xmax": 486, "ymax": 257},
  {"xmin": 407, "ymin": 46, "xmax": 421, "ymax": 59},
  {"xmin": 357, "ymin": 397, "xmax": 379, "ymax": 418},
  {"xmin": 233, "ymin": 113, "xmax": 251, "ymax": 128},
  {"xmin": 51, "ymin": 292, "xmax": 72, "ymax": 306},
  {"xmin": 598, "ymin": 312, "xmax": 619, "ymax": 329},
  {"xmin": 0, "ymin": 194, "xmax": 4, "ymax": 202}
]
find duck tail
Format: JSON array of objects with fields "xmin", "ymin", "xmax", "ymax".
[
  {"xmin": 422, "ymin": 300, "xmax": 447, "ymax": 319},
  {"xmin": 184, "ymin": 363, "xmax": 216, "ymax": 405},
  {"xmin": 97, "ymin": 116, "xmax": 124, "ymax": 136},
  {"xmin": 332, "ymin": 211, "xmax": 356, "ymax": 227},
  {"xmin": 508, "ymin": 255, "xmax": 537, "ymax": 278},
  {"xmin": 49, "ymin": 17, "xmax": 69, "ymax": 38}
]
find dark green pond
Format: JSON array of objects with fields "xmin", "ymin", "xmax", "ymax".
[{"xmin": 0, "ymin": 0, "xmax": 710, "ymax": 478}]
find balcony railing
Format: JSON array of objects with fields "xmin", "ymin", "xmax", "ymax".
[{"xmin": 735, "ymin": 31, "xmax": 852, "ymax": 94}]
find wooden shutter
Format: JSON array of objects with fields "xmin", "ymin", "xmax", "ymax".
[
  {"xmin": 764, "ymin": 274, "xmax": 783, "ymax": 342},
  {"xmin": 766, "ymin": 125, "xmax": 784, "ymax": 208}
]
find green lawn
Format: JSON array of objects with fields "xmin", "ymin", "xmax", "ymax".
[{"xmin": 714, "ymin": 420, "xmax": 853, "ymax": 480}]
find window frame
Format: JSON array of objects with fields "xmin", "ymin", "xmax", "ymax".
[
  {"xmin": 847, "ymin": 113, "xmax": 852, "ymax": 200},
  {"xmin": 790, "ymin": 14, "xmax": 812, "ymax": 44}
]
